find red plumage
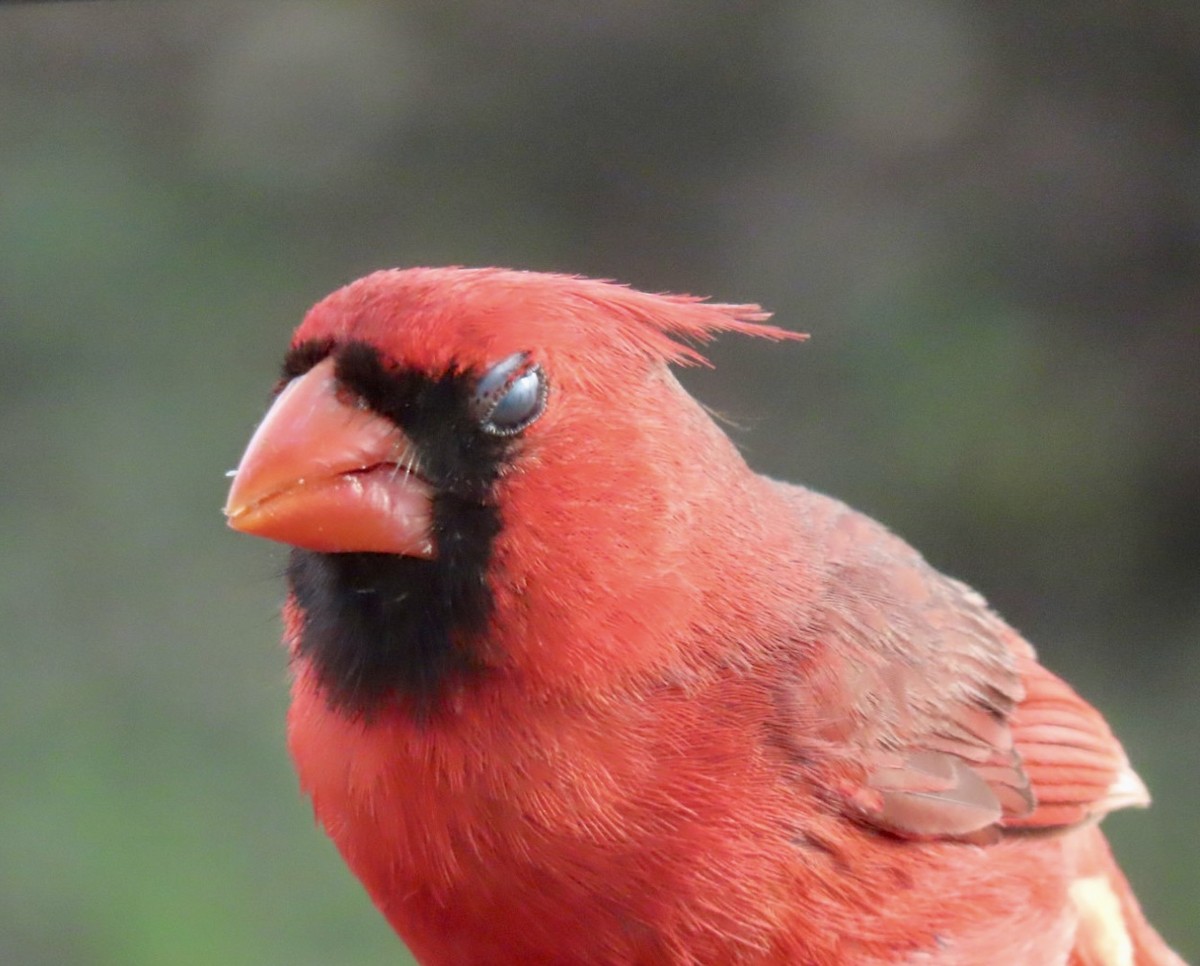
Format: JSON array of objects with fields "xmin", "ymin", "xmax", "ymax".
[{"xmin": 226, "ymin": 268, "xmax": 1182, "ymax": 964}]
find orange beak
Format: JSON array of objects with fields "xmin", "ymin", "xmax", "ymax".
[{"xmin": 224, "ymin": 357, "xmax": 435, "ymax": 557}]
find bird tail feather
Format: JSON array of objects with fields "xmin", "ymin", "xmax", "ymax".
[{"xmin": 1068, "ymin": 830, "xmax": 1185, "ymax": 966}]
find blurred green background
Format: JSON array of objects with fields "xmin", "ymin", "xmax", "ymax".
[{"xmin": 2, "ymin": 2, "xmax": 1196, "ymax": 963}]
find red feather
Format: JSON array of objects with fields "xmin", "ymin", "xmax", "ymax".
[{"xmin": 228, "ymin": 268, "xmax": 1181, "ymax": 964}]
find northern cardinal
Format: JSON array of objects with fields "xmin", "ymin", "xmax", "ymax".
[{"xmin": 225, "ymin": 267, "xmax": 1181, "ymax": 965}]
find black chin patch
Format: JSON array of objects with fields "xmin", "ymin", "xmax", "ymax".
[{"xmin": 280, "ymin": 341, "xmax": 513, "ymax": 717}]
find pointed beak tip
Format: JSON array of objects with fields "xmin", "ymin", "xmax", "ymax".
[
  {"xmin": 222, "ymin": 469, "xmax": 254, "ymax": 523},
  {"xmin": 221, "ymin": 497, "xmax": 257, "ymax": 533},
  {"xmin": 220, "ymin": 359, "xmax": 435, "ymax": 556}
]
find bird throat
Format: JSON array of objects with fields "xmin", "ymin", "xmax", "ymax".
[{"xmin": 287, "ymin": 491, "xmax": 501, "ymax": 717}]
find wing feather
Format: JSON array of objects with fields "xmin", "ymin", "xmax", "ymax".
[{"xmin": 776, "ymin": 494, "xmax": 1146, "ymax": 841}]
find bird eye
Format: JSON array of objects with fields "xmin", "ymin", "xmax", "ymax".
[{"xmin": 471, "ymin": 352, "xmax": 547, "ymax": 436}]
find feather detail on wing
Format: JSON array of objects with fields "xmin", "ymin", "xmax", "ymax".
[
  {"xmin": 1003, "ymin": 658, "xmax": 1149, "ymax": 830},
  {"xmin": 777, "ymin": 495, "xmax": 1149, "ymax": 843}
]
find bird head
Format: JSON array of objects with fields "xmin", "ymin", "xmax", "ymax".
[{"xmin": 225, "ymin": 267, "xmax": 801, "ymax": 716}]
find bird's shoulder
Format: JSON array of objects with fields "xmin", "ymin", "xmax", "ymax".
[{"xmin": 764, "ymin": 484, "xmax": 1146, "ymax": 841}]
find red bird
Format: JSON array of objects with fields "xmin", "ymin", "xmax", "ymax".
[{"xmin": 225, "ymin": 268, "xmax": 1181, "ymax": 965}]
